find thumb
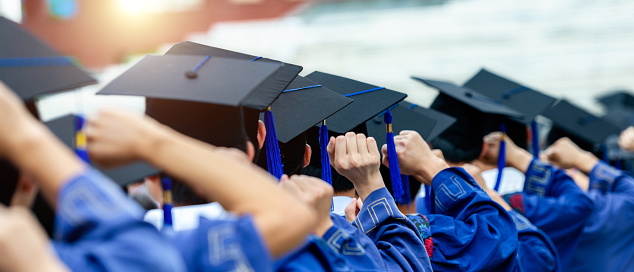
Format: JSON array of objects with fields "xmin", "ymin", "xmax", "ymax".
[
  {"xmin": 381, "ymin": 145, "xmax": 389, "ymax": 167},
  {"xmin": 344, "ymin": 198, "xmax": 357, "ymax": 223}
]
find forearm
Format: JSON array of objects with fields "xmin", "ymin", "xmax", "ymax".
[
  {"xmin": 574, "ymin": 152, "xmax": 599, "ymax": 175},
  {"xmin": 7, "ymin": 122, "xmax": 84, "ymax": 208},
  {"xmin": 143, "ymin": 129, "xmax": 315, "ymax": 257},
  {"xmin": 508, "ymin": 149, "xmax": 533, "ymax": 174}
]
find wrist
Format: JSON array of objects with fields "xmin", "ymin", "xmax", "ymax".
[
  {"xmin": 354, "ymin": 171, "xmax": 385, "ymax": 201},
  {"xmin": 575, "ymin": 152, "xmax": 598, "ymax": 174},
  {"xmin": 5, "ymin": 121, "xmax": 47, "ymax": 161},
  {"xmin": 508, "ymin": 150, "xmax": 532, "ymax": 173},
  {"xmin": 314, "ymin": 218, "xmax": 334, "ymax": 238},
  {"xmin": 420, "ymin": 158, "xmax": 449, "ymax": 184}
]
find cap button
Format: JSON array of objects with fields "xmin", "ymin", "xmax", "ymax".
[{"xmin": 185, "ymin": 70, "xmax": 198, "ymax": 79}]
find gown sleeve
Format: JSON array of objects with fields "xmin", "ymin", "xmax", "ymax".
[
  {"xmin": 509, "ymin": 210, "xmax": 560, "ymax": 272},
  {"xmin": 52, "ymin": 168, "xmax": 186, "ymax": 272},
  {"xmin": 518, "ymin": 159, "xmax": 594, "ymax": 267},
  {"xmin": 427, "ymin": 167, "xmax": 518, "ymax": 272},
  {"xmin": 351, "ymin": 187, "xmax": 433, "ymax": 272}
]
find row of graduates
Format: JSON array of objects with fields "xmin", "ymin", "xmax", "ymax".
[{"xmin": 1, "ymin": 16, "xmax": 634, "ymax": 271}]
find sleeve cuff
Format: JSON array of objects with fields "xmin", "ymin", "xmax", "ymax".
[
  {"xmin": 523, "ymin": 159, "xmax": 552, "ymax": 197},
  {"xmin": 352, "ymin": 187, "xmax": 406, "ymax": 235},
  {"xmin": 55, "ymin": 168, "xmax": 143, "ymax": 241},
  {"xmin": 322, "ymin": 225, "xmax": 366, "ymax": 256},
  {"xmin": 589, "ymin": 161, "xmax": 620, "ymax": 194},
  {"xmin": 430, "ymin": 167, "xmax": 479, "ymax": 213}
]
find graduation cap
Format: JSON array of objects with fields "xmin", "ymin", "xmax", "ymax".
[
  {"xmin": 463, "ymin": 69, "xmax": 557, "ymax": 156},
  {"xmin": 98, "ymin": 54, "xmax": 292, "ymax": 179},
  {"xmin": 543, "ymin": 99, "xmax": 620, "ymax": 152},
  {"xmin": 0, "ymin": 16, "xmax": 96, "ymax": 101},
  {"xmin": 603, "ymin": 107, "xmax": 634, "ymax": 130},
  {"xmin": 597, "ymin": 90, "xmax": 634, "ymax": 109},
  {"xmin": 256, "ymin": 76, "xmax": 353, "ymax": 176},
  {"xmin": 306, "ymin": 71, "xmax": 408, "ymax": 134},
  {"xmin": 163, "ymin": 42, "xmax": 303, "ymax": 179},
  {"xmin": 411, "ymin": 76, "xmax": 524, "ymax": 163},
  {"xmin": 305, "ymin": 71, "xmax": 408, "ymax": 202},
  {"xmin": 44, "ymin": 114, "xmax": 159, "ymax": 187}
]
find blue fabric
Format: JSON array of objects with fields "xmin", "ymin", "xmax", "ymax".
[
  {"xmin": 330, "ymin": 215, "xmax": 384, "ymax": 270},
  {"xmin": 167, "ymin": 216, "xmax": 273, "ymax": 272},
  {"xmin": 571, "ymin": 161, "xmax": 634, "ymax": 271},
  {"xmin": 427, "ymin": 167, "xmax": 518, "ymax": 271},
  {"xmin": 521, "ymin": 160, "xmax": 594, "ymax": 269},
  {"xmin": 509, "ymin": 211, "xmax": 560, "ymax": 272},
  {"xmin": 351, "ymin": 187, "xmax": 433, "ymax": 272},
  {"xmin": 52, "ymin": 168, "xmax": 186, "ymax": 272}
]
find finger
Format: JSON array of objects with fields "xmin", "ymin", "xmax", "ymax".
[
  {"xmin": 356, "ymin": 134, "xmax": 368, "ymax": 155},
  {"xmin": 335, "ymin": 135, "xmax": 347, "ymax": 160},
  {"xmin": 345, "ymin": 132, "xmax": 357, "ymax": 155},
  {"xmin": 366, "ymin": 137, "xmax": 380, "ymax": 157},
  {"xmin": 381, "ymin": 145, "xmax": 389, "ymax": 167},
  {"xmin": 327, "ymin": 136, "xmax": 336, "ymax": 160},
  {"xmin": 280, "ymin": 174, "xmax": 290, "ymax": 183},
  {"xmin": 344, "ymin": 198, "xmax": 357, "ymax": 223}
]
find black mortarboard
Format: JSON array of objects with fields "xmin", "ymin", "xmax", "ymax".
[
  {"xmin": 98, "ymin": 55, "xmax": 283, "ymax": 108},
  {"xmin": 462, "ymin": 69, "xmax": 556, "ymax": 124},
  {"xmin": 256, "ymin": 76, "xmax": 353, "ymax": 176},
  {"xmin": 163, "ymin": 42, "xmax": 303, "ymax": 179},
  {"xmin": 0, "ymin": 16, "xmax": 96, "ymax": 101},
  {"xmin": 597, "ymin": 90, "xmax": 634, "ymax": 109},
  {"xmin": 44, "ymin": 114, "xmax": 159, "ymax": 187},
  {"xmin": 164, "ymin": 41, "xmax": 302, "ymax": 110},
  {"xmin": 543, "ymin": 99, "xmax": 620, "ymax": 150},
  {"xmin": 366, "ymin": 102, "xmax": 438, "ymax": 149},
  {"xmin": 305, "ymin": 71, "xmax": 407, "ymax": 133},
  {"xmin": 412, "ymin": 76, "xmax": 524, "ymax": 163},
  {"xmin": 603, "ymin": 107, "xmax": 634, "ymax": 130},
  {"xmin": 270, "ymin": 76, "xmax": 353, "ymax": 143}
]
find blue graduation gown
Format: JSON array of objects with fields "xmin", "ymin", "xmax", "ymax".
[
  {"xmin": 509, "ymin": 210, "xmax": 560, "ymax": 272},
  {"xmin": 349, "ymin": 188, "xmax": 433, "ymax": 271},
  {"xmin": 166, "ymin": 216, "xmax": 273, "ymax": 272},
  {"xmin": 427, "ymin": 167, "xmax": 518, "ymax": 271},
  {"xmin": 53, "ymin": 168, "xmax": 186, "ymax": 272},
  {"xmin": 513, "ymin": 160, "xmax": 594, "ymax": 268},
  {"xmin": 571, "ymin": 161, "xmax": 634, "ymax": 271}
]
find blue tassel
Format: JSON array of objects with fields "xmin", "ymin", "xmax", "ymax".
[
  {"xmin": 494, "ymin": 124, "xmax": 506, "ymax": 192},
  {"xmin": 385, "ymin": 111, "xmax": 404, "ymax": 202},
  {"xmin": 531, "ymin": 120, "xmax": 540, "ymax": 157},
  {"xmin": 424, "ymin": 185, "xmax": 432, "ymax": 213},
  {"xmin": 73, "ymin": 115, "xmax": 91, "ymax": 164},
  {"xmin": 401, "ymin": 174, "xmax": 412, "ymax": 205},
  {"xmin": 161, "ymin": 176, "xmax": 173, "ymax": 227},
  {"xmin": 264, "ymin": 107, "xmax": 284, "ymax": 179},
  {"xmin": 319, "ymin": 121, "xmax": 332, "ymax": 185}
]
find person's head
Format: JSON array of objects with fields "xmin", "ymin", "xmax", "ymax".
[
  {"xmin": 256, "ymin": 131, "xmax": 312, "ymax": 176},
  {"xmin": 146, "ymin": 98, "xmax": 264, "ymax": 206}
]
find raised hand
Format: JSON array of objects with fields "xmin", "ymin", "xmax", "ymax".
[
  {"xmin": 480, "ymin": 132, "xmax": 532, "ymax": 173},
  {"xmin": 86, "ymin": 109, "xmax": 171, "ymax": 168},
  {"xmin": 279, "ymin": 175, "xmax": 334, "ymax": 236},
  {"xmin": 543, "ymin": 137, "xmax": 598, "ymax": 173},
  {"xmin": 380, "ymin": 130, "xmax": 448, "ymax": 185},
  {"xmin": 327, "ymin": 132, "xmax": 384, "ymax": 201},
  {"xmin": 618, "ymin": 126, "xmax": 634, "ymax": 152},
  {"xmin": 344, "ymin": 197, "xmax": 363, "ymax": 223}
]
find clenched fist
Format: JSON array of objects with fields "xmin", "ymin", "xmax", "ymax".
[
  {"xmin": 543, "ymin": 137, "xmax": 597, "ymax": 173},
  {"xmin": 279, "ymin": 175, "xmax": 334, "ymax": 236}
]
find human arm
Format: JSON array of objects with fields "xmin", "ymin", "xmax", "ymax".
[{"xmin": 86, "ymin": 109, "xmax": 316, "ymax": 257}]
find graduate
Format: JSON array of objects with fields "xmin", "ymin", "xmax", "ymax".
[
  {"xmin": 302, "ymin": 71, "xmax": 407, "ymax": 217},
  {"xmin": 380, "ymin": 130, "xmax": 519, "ymax": 271},
  {"xmin": 0, "ymin": 79, "xmax": 187, "ymax": 271},
  {"xmin": 543, "ymin": 134, "xmax": 634, "ymax": 271},
  {"xmin": 479, "ymin": 130, "xmax": 593, "ymax": 270},
  {"xmin": 269, "ymin": 71, "xmax": 432, "ymax": 271}
]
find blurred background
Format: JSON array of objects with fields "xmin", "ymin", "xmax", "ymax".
[{"xmin": 2, "ymin": 0, "xmax": 634, "ymax": 122}]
